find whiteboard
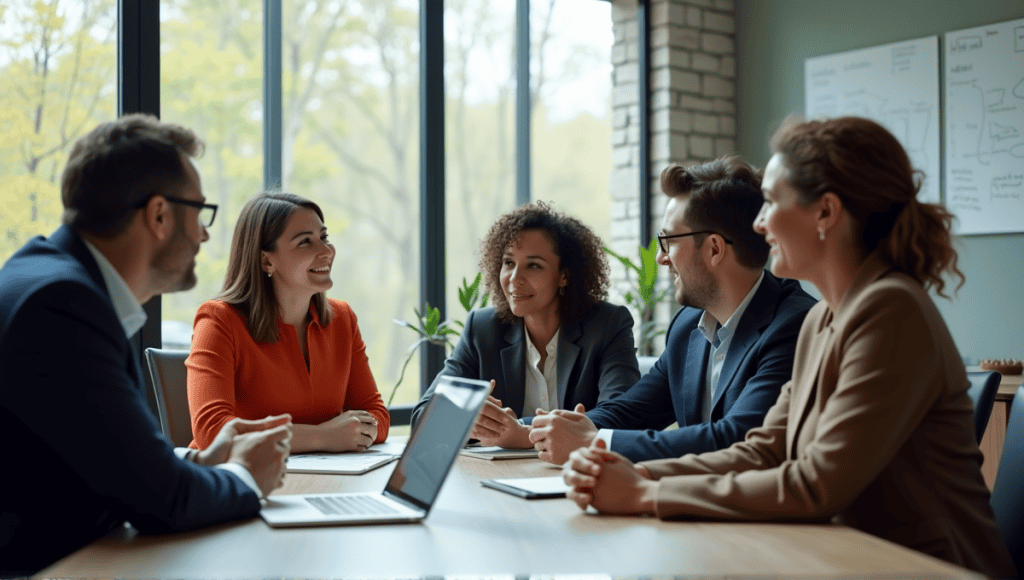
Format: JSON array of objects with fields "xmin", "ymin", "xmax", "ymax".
[
  {"xmin": 805, "ymin": 36, "xmax": 941, "ymax": 203},
  {"xmin": 944, "ymin": 17, "xmax": 1024, "ymax": 235}
]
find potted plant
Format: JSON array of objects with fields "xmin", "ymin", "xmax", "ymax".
[{"xmin": 388, "ymin": 274, "xmax": 490, "ymax": 405}]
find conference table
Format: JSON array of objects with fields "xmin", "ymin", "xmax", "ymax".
[{"xmin": 38, "ymin": 440, "xmax": 982, "ymax": 579}]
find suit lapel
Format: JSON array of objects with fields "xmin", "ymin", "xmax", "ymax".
[
  {"xmin": 556, "ymin": 319, "xmax": 581, "ymax": 407},
  {"xmin": 788, "ymin": 324, "xmax": 832, "ymax": 457},
  {"xmin": 501, "ymin": 322, "xmax": 526, "ymax": 416},
  {"xmin": 51, "ymin": 226, "xmax": 141, "ymax": 387},
  {"xmin": 683, "ymin": 327, "xmax": 710, "ymax": 426},
  {"xmin": 710, "ymin": 273, "xmax": 779, "ymax": 415}
]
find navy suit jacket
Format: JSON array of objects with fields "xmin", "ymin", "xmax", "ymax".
[
  {"xmin": 0, "ymin": 226, "xmax": 261, "ymax": 576},
  {"xmin": 586, "ymin": 272, "xmax": 816, "ymax": 462},
  {"xmin": 411, "ymin": 302, "xmax": 640, "ymax": 429}
]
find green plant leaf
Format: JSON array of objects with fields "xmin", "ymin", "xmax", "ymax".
[
  {"xmin": 602, "ymin": 246, "xmax": 641, "ymax": 276},
  {"xmin": 424, "ymin": 304, "xmax": 440, "ymax": 334}
]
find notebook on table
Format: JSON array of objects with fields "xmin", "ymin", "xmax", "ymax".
[
  {"xmin": 285, "ymin": 449, "xmax": 399, "ymax": 475},
  {"xmin": 460, "ymin": 446, "xmax": 539, "ymax": 460},
  {"xmin": 260, "ymin": 376, "xmax": 489, "ymax": 527}
]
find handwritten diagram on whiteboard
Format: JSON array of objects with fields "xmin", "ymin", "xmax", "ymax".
[
  {"xmin": 944, "ymin": 17, "xmax": 1024, "ymax": 235},
  {"xmin": 805, "ymin": 37, "xmax": 940, "ymax": 203}
]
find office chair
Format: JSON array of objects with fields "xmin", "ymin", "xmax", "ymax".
[
  {"xmin": 966, "ymin": 370, "xmax": 1001, "ymax": 442},
  {"xmin": 990, "ymin": 385, "xmax": 1024, "ymax": 578},
  {"xmin": 144, "ymin": 348, "xmax": 194, "ymax": 447}
]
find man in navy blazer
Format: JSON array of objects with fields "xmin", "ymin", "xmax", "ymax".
[
  {"xmin": 531, "ymin": 156, "xmax": 816, "ymax": 463},
  {"xmin": 0, "ymin": 115, "xmax": 292, "ymax": 576}
]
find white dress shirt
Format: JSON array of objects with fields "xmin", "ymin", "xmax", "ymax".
[
  {"xmin": 597, "ymin": 272, "xmax": 765, "ymax": 447},
  {"xmin": 82, "ymin": 240, "xmax": 264, "ymax": 497},
  {"xmin": 522, "ymin": 326, "xmax": 560, "ymax": 418}
]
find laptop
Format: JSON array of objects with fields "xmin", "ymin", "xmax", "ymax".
[{"xmin": 260, "ymin": 375, "xmax": 489, "ymax": 527}]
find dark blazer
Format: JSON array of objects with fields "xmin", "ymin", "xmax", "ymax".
[
  {"xmin": 0, "ymin": 226, "xmax": 261, "ymax": 576},
  {"xmin": 640, "ymin": 255, "xmax": 1014, "ymax": 578},
  {"xmin": 411, "ymin": 302, "xmax": 640, "ymax": 429},
  {"xmin": 586, "ymin": 271, "xmax": 816, "ymax": 462}
]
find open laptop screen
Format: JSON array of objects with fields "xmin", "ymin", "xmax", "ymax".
[{"xmin": 383, "ymin": 376, "xmax": 488, "ymax": 511}]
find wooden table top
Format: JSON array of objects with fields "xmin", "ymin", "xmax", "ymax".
[{"xmin": 37, "ymin": 440, "xmax": 982, "ymax": 579}]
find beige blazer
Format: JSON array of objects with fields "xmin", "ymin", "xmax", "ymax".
[{"xmin": 641, "ymin": 254, "xmax": 1014, "ymax": 578}]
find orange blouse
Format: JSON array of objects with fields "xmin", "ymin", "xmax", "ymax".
[{"xmin": 186, "ymin": 298, "xmax": 389, "ymax": 449}]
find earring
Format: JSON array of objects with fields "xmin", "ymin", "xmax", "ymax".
[
  {"xmin": 559, "ymin": 285, "xmax": 566, "ymax": 296},
  {"xmin": 266, "ymin": 271, "xmax": 272, "ymax": 278},
  {"xmin": 818, "ymin": 228, "xmax": 826, "ymax": 242}
]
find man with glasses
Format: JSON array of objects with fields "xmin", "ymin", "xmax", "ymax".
[
  {"xmin": 530, "ymin": 156, "xmax": 816, "ymax": 464},
  {"xmin": 0, "ymin": 114, "xmax": 292, "ymax": 576}
]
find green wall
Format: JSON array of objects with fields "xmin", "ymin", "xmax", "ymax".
[{"xmin": 735, "ymin": 0, "xmax": 1024, "ymax": 363}]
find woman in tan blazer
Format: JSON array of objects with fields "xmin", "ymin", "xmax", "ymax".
[{"xmin": 562, "ymin": 116, "xmax": 1015, "ymax": 578}]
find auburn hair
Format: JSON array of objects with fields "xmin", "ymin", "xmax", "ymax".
[{"xmin": 770, "ymin": 115, "xmax": 964, "ymax": 297}]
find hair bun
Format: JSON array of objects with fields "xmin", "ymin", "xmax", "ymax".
[{"xmin": 676, "ymin": 169, "xmax": 697, "ymax": 190}]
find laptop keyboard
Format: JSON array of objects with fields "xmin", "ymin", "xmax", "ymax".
[{"xmin": 306, "ymin": 494, "xmax": 401, "ymax": 516}]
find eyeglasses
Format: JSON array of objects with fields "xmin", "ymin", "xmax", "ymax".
[
  {"xmin": 161, "ymin": 196, "xmax": 218, "ymax": 228},
  {"xmin": 657, "ymin": 230, "xmax": 733, "ymax": 253}
]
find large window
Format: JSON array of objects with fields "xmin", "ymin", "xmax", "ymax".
[
  {"xmin": 530, "ymin": 0, "xmax": 613, "ymax": 243},
  {"xmin": 2, "ymin": 0, "xmax": 624, "ymax": 424},
  {"xmin": 443, "ymin": 0, "xmax": 613, "ymax": 327},
  {"xmin": 159, "ymin": 0, "xmax": 264, "ymax": 348},
  {"xmin": 282, "ymin": 1, "xmax": 422, "ymax": 408},
  {"xmin": 0, "ymin": 0, "xmax": 117, "ymax": 263},
  {"xmin": 442, "ymin": 0, "xmax": 516, "ymax": 321}
]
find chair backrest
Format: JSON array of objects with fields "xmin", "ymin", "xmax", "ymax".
[
  {"xmin": 967, "ymin": 370, "xmax": 1001, "ymax": 442},
  {"xmin": 143, "ymin": 348, "xmax": 193, "ymax": 447},
  {"xmin": 637, "ymin": 355, "xmax": 658, "ymax": 377},
  {"xmin": 991, "ymin": 385, "xmax": 1024, "ymax": 577}
]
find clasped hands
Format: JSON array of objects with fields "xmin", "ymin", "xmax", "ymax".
[
  {"xmin": 195, "ymin": 414, "xmax": 293, "ymax": 497},
  {"xmin": 468, "ymin": 380, "xmax": 597, "ymax": 455},
  {"xmin": 467, "ymin": 381, "xmax": 604, "ymax": 465}
]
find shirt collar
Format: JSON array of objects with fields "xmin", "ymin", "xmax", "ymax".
[
  {"xmin": 698, "ymin": 270, "xmax": 765, "ymax": 347},
  {"xmin": 82, "ymin": 239, "xmax": 147, "ymax": 339},
  {"xmin": 525, "ymin": 325, "xmax": 560, "ymax": 362}
]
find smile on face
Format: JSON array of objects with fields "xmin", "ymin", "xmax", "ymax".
[
  {"xmin": 753, "ymin": 153, "xmax": 821, "ymax": 281},
  {"xmin": 263, "ymin": 207, "xmax": 336, "ymax": 299},
  {"xmin": 500, "ymin": 229, "xmax": 567, "ymax": 323},
  {"xmin": 655, "ymin": 196, "xmax": 714, "ymax": 309}
]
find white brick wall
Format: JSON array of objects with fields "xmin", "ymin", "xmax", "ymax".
[{"xmin": 609, "ymin": 0, "xmax": 737, "ymax": 354}]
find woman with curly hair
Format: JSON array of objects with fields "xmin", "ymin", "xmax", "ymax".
[{"xmin": 410, "ymin": 201, "xmax": 640, "ymax": 449}]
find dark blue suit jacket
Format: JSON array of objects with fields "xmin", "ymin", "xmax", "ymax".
[
  {"xmin": 411, "ymin": 302, "xmax": 640, "ymax": 429},
  {"xmin": 0, "ymin": 226, "xmax": 261, "ymax": 576},
  {"xmin": 586, "ymin": 272, "xmax": 816, "ymax": 462}
]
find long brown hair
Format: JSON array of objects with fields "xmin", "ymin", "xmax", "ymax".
[
  {"xmin": 217, "ymin": 192, "xmax": 333, "ymax": 342},
  {"xmin": 771, "ymin": 116, "xmax": 964, "ymax": 296}
]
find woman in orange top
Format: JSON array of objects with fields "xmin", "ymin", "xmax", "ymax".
[{"xmin": 187, "ymin": 192, "xmax": 389, "ymax": 452}]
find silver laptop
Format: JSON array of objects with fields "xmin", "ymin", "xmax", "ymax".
[{"xmin": 260, "ymin": 376, "xmax": 489, "ymax": 527}]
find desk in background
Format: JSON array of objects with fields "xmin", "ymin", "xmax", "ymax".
[
  {"xmin": 978, "ymin": 369, "xmax": 1024, "ymax": 488},
  {"xmin": 38, "ymin": 442, "xmax": 981, "ymax": 579}
]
